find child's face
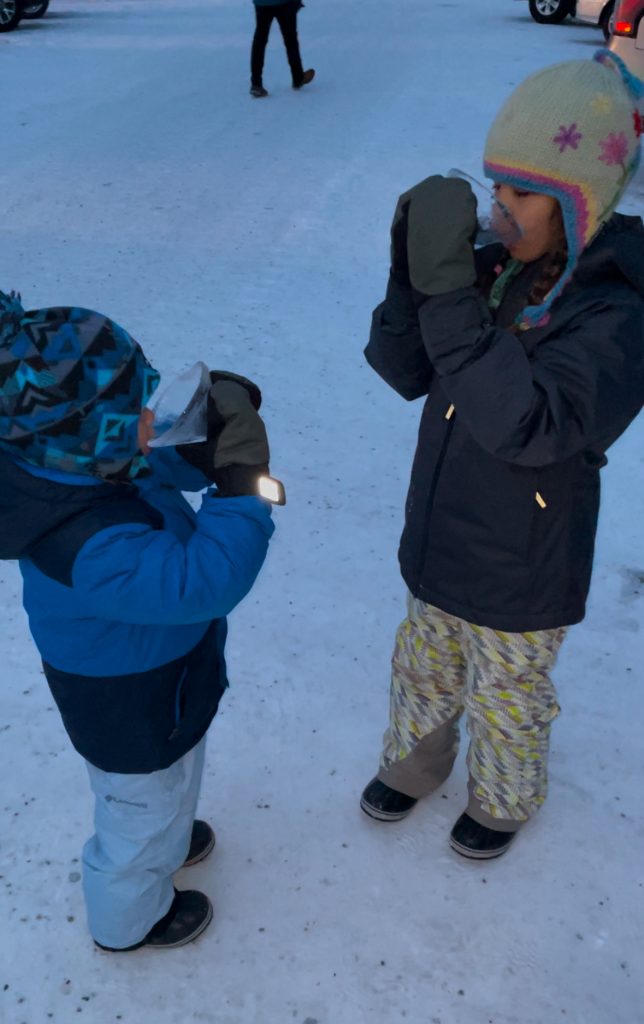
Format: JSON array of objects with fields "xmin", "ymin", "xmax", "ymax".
[
  {"xmin": 493, "ymin": 185, "xmax": 562, "ymax": 263},
  {"xmin": 137, "ymin": 408, "xmax": 155, "ymax": 455}
]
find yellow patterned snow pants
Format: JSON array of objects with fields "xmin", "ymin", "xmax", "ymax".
[{"xmin": 378, "ymin": 594, "xmax": 567, "ymax": 830}]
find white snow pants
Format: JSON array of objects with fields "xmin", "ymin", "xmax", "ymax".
[{"xmin": 82, "ymin": 737, "xmax": 206, "ymax": 949}]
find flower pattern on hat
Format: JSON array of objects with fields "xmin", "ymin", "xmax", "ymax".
[
  {"xmin": 553, "ymin": 123, "xmax": 583, "ymax": 153},
  {"xmin": 590, "ymin": 94, "xmax": 613, "ymax": 116},
  {"xmin": 598, "ymin": 131, "xmax": 629, "ymax": 167}
]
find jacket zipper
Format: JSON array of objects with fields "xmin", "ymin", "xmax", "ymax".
[
  {"xmin": 415, "ymin": 406, "xmax": 455, "ymax": 591},
  {"xmin": 167, "ymin": 667, "xmax": 188, "ymax": 741}
]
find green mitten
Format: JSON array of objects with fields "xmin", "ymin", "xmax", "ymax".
[
  {"xmin": 404, "ymin": 175, "xmax": 478, "ymax": 298},
  {"xmin": 176, "ymin": 371, "xmax": 263, "ymax": 482},
  {"xmin": 210, "ymin": 380, "xmax": 269, "ymax": 471}
]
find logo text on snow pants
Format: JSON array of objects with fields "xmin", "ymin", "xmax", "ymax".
[{"xmin": 104, "ymin": 795, "xmax": 149, "ymax": 809}]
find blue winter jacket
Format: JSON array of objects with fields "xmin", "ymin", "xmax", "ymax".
[{"xmin": 0, "ymin": 446, "xmax": 274, "ymax": 773}]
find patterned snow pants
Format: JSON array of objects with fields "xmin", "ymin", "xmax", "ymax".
[{"xmin": 378, "ymin": 595, "xmax": 567, "ymax": 830}]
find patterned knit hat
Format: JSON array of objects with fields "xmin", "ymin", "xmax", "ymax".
[
  {"xmin": 484, "ymin": 49, "xmax": 642, "ymax": 327},
  {"xmin": 0, "ymin": 291, "xmax": 160, "ymax": 480}
]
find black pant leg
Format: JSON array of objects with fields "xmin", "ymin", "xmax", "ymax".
[
  {"xmin": 275, "ymin": 2, "xmax": 304, "ymax": 85},
  {"xmin": 251, "ymin": 7, "xmax": 274, "ymax": 87}
]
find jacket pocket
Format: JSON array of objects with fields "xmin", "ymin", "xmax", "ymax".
[{"xmin": 441, "ymin": 436, "xmax": 539, "ymax": 567}]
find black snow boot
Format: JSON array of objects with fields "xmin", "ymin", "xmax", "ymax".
[
  {"xmin": 183, "ymin": 820, "xmax": 216, "ymax": 867},
  {"xmin": 95, "ymin": 889, "xmax": 213, "ymax": 952},
  {"xmin": 250, "ymin": 84, "xmax": 269, "ymax": 98},
  {"xmin": 360, "ymin": 777, "xmax": 418, "ymax": 822},
  {"xmin": 449, "ymin": 813, "xmax": 517, "ymax": 860}
]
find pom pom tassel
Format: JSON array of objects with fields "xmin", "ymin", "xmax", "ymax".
[{"xmin": 594, "ymin": 48, "xmax": 644, "ymax": 102}]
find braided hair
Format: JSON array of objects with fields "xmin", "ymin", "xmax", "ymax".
[{"xmin": 509, "ymin": 204, "xmax": 567, "ymax": 333}]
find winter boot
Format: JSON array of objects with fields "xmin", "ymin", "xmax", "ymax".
[
  {"xmin": 292, "ymin": 68, "xmax": 315, "ymax": 90},
  {"xmin": 360, "ymin": 777, "xmax": 418, "ymax": 822},
  {"xmin": 95, "ymin": 889, "xmax": 213, "ymax": 952},
  {"xmin": 183, "ymin": 820, "xmax": 216, "ymax": 868},
  {"xmin": 250, "ymin": 84, "xmax": 269, "ymax": 98},
  {"xmin": 449, "ymin": 813, "xmax": 517, "ymax": 860}
]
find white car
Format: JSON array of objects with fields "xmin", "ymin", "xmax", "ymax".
[
  {"xmin": 576, "ymin": 0, "xmax": 616, "ymax": 36},
  {"xmin": 526, "ymin": 0, "xmax": 613, "ymax": 33}
]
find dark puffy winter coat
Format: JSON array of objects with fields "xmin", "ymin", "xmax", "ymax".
[{"xmin": 365, "ymin": 214, "xmax": 644, "ymax": 632}]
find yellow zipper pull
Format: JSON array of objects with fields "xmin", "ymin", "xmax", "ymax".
[
  {"xmin": 535, "ymin": 491, "xmax": 547, "ymax": 509},
  {"xmin": 445, "ymin": 404, "xmax": 455, "ymax": 421}
]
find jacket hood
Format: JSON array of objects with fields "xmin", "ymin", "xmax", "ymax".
[
  {"xmin": 0, "ymin": 448, "xmax": 121, "ymax": 560},
  {"xmin": 573, "ymin": 213, "xmax": 644, "ymax": 298}
]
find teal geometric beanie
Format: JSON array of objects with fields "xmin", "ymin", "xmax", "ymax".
[
  {"xmin": 0, "ymin": 291, "xmax": 160, "ymax": 480},
  {"xmin": 484, "ymin": 49, "xmax": 642, "ymax": 328}
]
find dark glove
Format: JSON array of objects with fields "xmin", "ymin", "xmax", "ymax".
[
  {"xmin": 209, "ymin": 379, "xmax": 269, "ymax": 470},
  {"xmin": 208, "ymin": 370, "xmax": 261, "ymax": 411},
  {"xmin": 397, "ymin": 175, "xmax": 478, "ymax": 299},
  {"xmin": 176, "ymin": 372, "xmax": 266, "ymax": 495}
]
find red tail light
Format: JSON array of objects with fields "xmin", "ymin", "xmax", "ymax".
[{"xmin": 612, "ymin": 0, "xmax": 642, "ymax": 33}]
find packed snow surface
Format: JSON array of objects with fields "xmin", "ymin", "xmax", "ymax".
[{"xmin": 1, "ymin": 2, "xmax": 643, "ymax": 1022}]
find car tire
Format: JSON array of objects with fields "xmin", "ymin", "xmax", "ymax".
[
  {"xmin": 20, "ymin": 0, "xmax": 49, "ymax": 17},
  {"xmin": 528, "ymin": 0, "xmax": 573, "ymax": 24},
  {"xmin": 0, "ymin": 0, "xmax": 23, "ymax": 31},
  {"xmin": 599, "ymin": 0, "xmax": 615, "ymax": 39}
]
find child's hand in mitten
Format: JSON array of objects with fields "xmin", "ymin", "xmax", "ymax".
[
  {"xmin": 208, "ymin": 380, "xmax": 270, "ymax": 497},
  {"xmin": 208, "ymin": 370, "xmax": 262, "ymax": 411},
  {"xmin": 404, "ymin": 175, "xmax": 478, "ymax": 299},
  {"xmin": 176, "ymin": 371, "xmax": 264, "ymax": 486}
]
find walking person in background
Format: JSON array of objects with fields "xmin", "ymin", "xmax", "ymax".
[
  {"xmin": 360, "ymin": 51, "xmax": 643, "ymax": 860},
  {"xmin": 0, "ymin": 295, "xmax": 276, "ymax": 950},
  {"xmin": 250, "ymin": 0, "xmax": 314, "ymax": 98}
]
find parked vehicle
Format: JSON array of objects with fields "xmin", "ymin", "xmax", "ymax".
[
  {"xmin": 609, "ymin": 0, "xmax": 644, "ymax": 109},
  {"xmin": 21, "ymin": 0, "xmax": 49, "ymax": 17},
  {"xmin": 526, "ymin": 0, "xmax": 613, "ymax": 32},
  {"xmin": 576, "ymin": 0, "xmax": 616, "ymax": 36},
  {"xmin": 528, "ymin": 0, "xmax": 575, "ymax": 23},
  {"xmin": 0, "ymin": 0, "xmax": 22, "ymax": 32}
]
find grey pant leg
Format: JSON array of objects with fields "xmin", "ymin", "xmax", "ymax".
[
  {"xmin": 378, "ymin": 714, "xmax": 461, "ymax": 799},
  {"xmin": 377, "ymin": 595, "xmax": 467, "ymax": 798}
]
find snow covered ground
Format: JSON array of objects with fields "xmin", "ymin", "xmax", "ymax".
[{"xmin": 1, "ymin": 1, "xmax": 643, "ymax": 1021}]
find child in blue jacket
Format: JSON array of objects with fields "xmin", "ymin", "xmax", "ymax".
[{"xmin": 0, "ymin": 292, "xmax": 275, "ymax": 950}]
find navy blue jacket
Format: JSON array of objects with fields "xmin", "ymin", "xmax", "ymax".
[
  {"xmin": 365, "ymin": 214, "xmax": 644, "ymax": 631},
  {"xmin": 0, "ymin": 447, "xmax": 274, "ymax": 772}
]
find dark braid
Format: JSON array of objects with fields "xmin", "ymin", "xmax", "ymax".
[
  {"xmin": 525, "ymin": 245, "xmax": 568, "ymax": 309},
  {"xmin": 509, "ymin": 205, "xmax": 568, "ymax": 333}
]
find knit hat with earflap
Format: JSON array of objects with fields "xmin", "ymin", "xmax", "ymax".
[
  {"xmin": 0, "ymin": 291, "xmax": 160, "ymax": 480},
  {"xmin": 484, "ymin": 49, "xmax": 642, "ymax": 328}
]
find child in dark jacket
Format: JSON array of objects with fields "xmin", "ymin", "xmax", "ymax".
[
  {"xmin": 0, "ymin": 295, "xmax": 275, "ymax": 948},
  {"xmin": 361, "ymin": 51, "xmax": 644, "ymax": 859}
]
